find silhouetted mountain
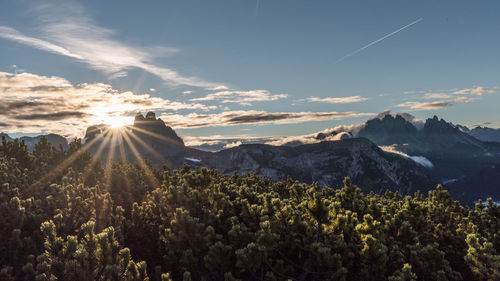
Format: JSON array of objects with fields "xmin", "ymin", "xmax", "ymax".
[
  {"xmin": 358, "ymin": 114, "xmax": 419, "ymax": 145},
  {"xmin": 84, "ymin": 112, "xmax": 189, "ymax": 168},
  {"xmin": 458, "ymin": 125, "xmax": 500, "ymax": 143},
  {"xmin": 133, "ymin": 112, "xmax": 184, "ymax": 146},
  {"xmin": 356, "ymin": 114, "xmax": 500, "ymax": 179}
]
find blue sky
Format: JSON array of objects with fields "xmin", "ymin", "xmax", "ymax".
[{"xmin": 0, "ymin": 0, "xmax": 499, "ymax": 141}]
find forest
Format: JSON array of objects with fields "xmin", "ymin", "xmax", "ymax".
[{"xmin": 0, "ymin": 136, "xmax": 498, "ymax": 281}]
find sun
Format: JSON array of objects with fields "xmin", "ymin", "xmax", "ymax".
[{"xmin": 106, "ymin": 116, "xmax": 133, "ymax": 129}]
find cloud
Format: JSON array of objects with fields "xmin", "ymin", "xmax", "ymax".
[
  {"xmin": 207, "ymin": 85, "xmax": 230, "ymax": 91},
  {"xmin": 182, "ymin": 90, "xmax": 193, "ymax": 95},
  {"xmin": 224, "ymin": 141, "xmax": 242, "ymax": 149},
  {"xmin": 380, "ymin": 145, "xmax": 433, "ymax": 168},
  {"xmin": 452, "ymin": 86, "xmax": 497, "ymax": 96},
  {"xmin": 160, "ymin": 111, "xmax": 373, "ymax": 128},
  {"xmin": 0, "ymin": 26, "xmax": 82, "ymax": 59},
  {"xmin": 15, "ymin": 111, "xmax": 91, "ymax": 121},
  {"xmin": 397, "ymin": 97, "xmax": 477, "ymax": 110},
  {"xmin": 305, "ymin": 96, "xmax": 368, "ymax": 104},
  {"xmin": 423, "ymin": 93, "xmax": 453, "ymax": 99},
  {"xmin": 0, "ymin": 72, "xmax": 215, "ymax": 136},
  {"xmin": 182, "ymin": 135, "xmax": 282, "ymax": 151},
  {"xmin": 191, "ymin": 90, "xmax": 287, "ymax": 106},
  {"xmin": 396, "ymin": 86, "xmax": 497, "ymax": 110},
  {"xmin": 0, "ymin": 2, "xmax": 224, "ymax": 88}
]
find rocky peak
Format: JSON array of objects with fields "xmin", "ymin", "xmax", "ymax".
[
  {"xmin": 145, "ymin": 111, "xmax": 156, "ymax": 120},
  {"xmin": 423, "ymin": 116, "xmax": 459, "ymax": 134},
  {"xmin": 357, "ymin": 113, "xmax": 417, "ymax": 145},
  {"xmin": 132, "ymin": 112, "xmax": 184, "ymax": 146}
]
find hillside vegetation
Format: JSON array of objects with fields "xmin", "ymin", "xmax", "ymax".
[{"xmin": 0, "ymin": 136, "xmax": 499, "ymax": 281}]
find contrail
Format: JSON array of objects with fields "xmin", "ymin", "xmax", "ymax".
[{"xmin": 334, "ymin": 18, "xmax": 423, "ymax": 64}]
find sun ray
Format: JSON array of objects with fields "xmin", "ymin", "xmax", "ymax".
[
  {"xmin": 29, "ymin": 128, "xmax": 111, "ymax": 189},
  {"xmin": 103, "ymin": 129, "xmax": 119, "ymax": 188},
  {"xmin": 121, "ymin": 129, "xmax": 161, "ymax": 190},
  {"xmin": 81, "ymin": 129, "xmax": 113, "ymax": 181},
  {"xmin": 124, "ymin": 127, "xmax": 167, "ymax": 164},
  {"xmin": 125, "ymin": 125, "xmax": 183, "ymax": 146},
  {"xmin": 117, "ymin": 130, "xmax": 127, "ymax": 162}
]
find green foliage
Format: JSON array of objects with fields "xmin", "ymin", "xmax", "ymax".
[{"xmin": 0, "ymin": 137, "xmax": 499, "ymax": 280}]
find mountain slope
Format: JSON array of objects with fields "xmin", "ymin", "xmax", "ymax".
[
  {"xmin": 459, "ymin": 125, "xmax": 500, "ymax": 143},
  {"xmin": 356, "ymin": 114, "xmax": 500, "ymax": 179},
  {"xmin": 81, "ymin": 113, "xmax": 438, "ymax": 196},
  {"xmin": 198, "ymin": 138, "xmax": 436, "ymax": 195}
]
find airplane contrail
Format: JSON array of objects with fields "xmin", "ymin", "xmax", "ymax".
[{"xmin": 334, "ymin": 18, "xmax": 423, "ymax": 64}]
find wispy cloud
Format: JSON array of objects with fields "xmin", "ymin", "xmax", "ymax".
[
  {"xmin": 452, "ymin": 86, "xmax": 497, "ymax": 96},
  {"xmin": 190, "ymin": 90, "xmax": 287, "ymax": 106},
  {"xmin": 397, "ymin": 86, "xmax": 497, "ymax": 110},
  {"xmin": 397, "ymin": 97, "xmax": 477, "ymax": 110},
  {"xmin": 422, "ymin": 93, "xmax": 453, "ymax": 99},
  {"xmin": 0, "ymin": 72, "xmax": 215, "ymax": 136},
  {"xmin": 304, "ymin": 96, "xmax": 368, "ymax": 104},
  {"xmin": 0, "ymin": 2, "xmax": 224, "ymax": 88},
  {"xmin": 160, "ymin": 111, "xmax": 373, "ymax": 128},
  {"xmin": 0, "ymin": 26, "xmax": 81, "ymax": 59},
  {"xmin": 335, "ymin": 18, "xmax": 423, "ymax": 64}
]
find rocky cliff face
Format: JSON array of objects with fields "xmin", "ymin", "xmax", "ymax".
[
  {"xmin": 197, "ymin": 138, "xmax": 436, "ymax": 195},
  {"xmin": 132, "ymin": 112, "xmax": 184, "ymax": 146},
  {"xmin": 358, "ymin": 114, "xmax": 419, "ymax": 145},
  {"xmin": 355, "ymin": 114, "xmax": 499, "ymax": 179}
]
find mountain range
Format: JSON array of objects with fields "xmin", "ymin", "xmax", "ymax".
[{"xmin": 2, "ymin": 111, "xmax": 499, "ymax": 203}]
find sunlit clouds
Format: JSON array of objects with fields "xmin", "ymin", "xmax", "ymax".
[
  {"xmin": 0, "ymin": 72, "xmax": 215, "ymax": 135},
  {"xmin": 397, "ymin": 86, "xmax": 497, "ymax": 110},
  {"xmin": 304, "ymin": 96, "xmax": 368, "ymax": 104},
  {"xmin": 0, "ymin": 71, "xmax": 375, "ymax": 136},
  {"xmin": 190, "ymin": 89, "xmax": 288, "ymax": 106},
  {"xmin": 159, "ymin": 111, "xmax": 373, "ymax": 128}
]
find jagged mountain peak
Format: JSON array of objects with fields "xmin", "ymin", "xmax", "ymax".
[
  {"xmin": 423, "ymin": 115, "xmax": 460, "ymax": 134},
  {"xmin": 132, "ymin": 112, "xmax": 184, "ymax": 146}
]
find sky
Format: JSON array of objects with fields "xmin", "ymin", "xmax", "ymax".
[{"xmin": 0, "ymin": 0, "xmax": 499, "ymax": 142}]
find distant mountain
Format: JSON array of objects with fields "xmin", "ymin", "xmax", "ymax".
[
  {"xmin": 458, "ymin": 125, "xmax": 500, "ymax": 143},
  {"xmin": 80, "ymin": 112, "xmax": 438, "ymax": 196},
  {"xmin": 21, "ymin": 134, "xmax": 68, "ymax": 151},
  {"xmin": 199, "ymin": 138, "xmax": 437, "ymax": 195},
  {"xmin": 0, "ymin": 132, "xmax": 68, "ymax": 151},
  {"xmin": 78, "ymin": 112, "xmax": 500, "ymax": 201},
  {"xmin": 351, "ymin": 114, "xmax": 500, "ymax": 180}
]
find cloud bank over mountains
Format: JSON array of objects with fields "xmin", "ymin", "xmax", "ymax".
[
  {"xmin": 0, "ymin": 71, "xmax": 373, "ymax": 136},
  {"xmin": 0, "ymin": 72, "xmax": 215, "ymax": 135}
]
